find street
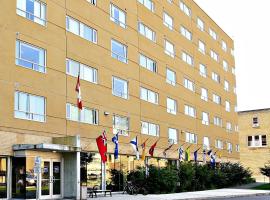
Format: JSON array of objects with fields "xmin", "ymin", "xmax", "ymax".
[{"xmin": 214, "ymin": 195, "xmax": 270, "ymax": 200}]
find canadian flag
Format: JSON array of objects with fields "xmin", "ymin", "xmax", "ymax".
[{"xmin": 75, "ymin": 75, "xmax": 82, "ymax": 110}]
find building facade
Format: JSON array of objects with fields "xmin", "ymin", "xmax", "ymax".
[
  {"xmin": 0, "ymin": 0, "xmax": 238, "ymax": 199},
  {"xmin": 239, "ymin": 109, "xmax": 270, "ymax": 182}
]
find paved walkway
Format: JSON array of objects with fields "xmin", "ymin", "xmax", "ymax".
[{"xmin": 92, "ymin": 188, "xmax": 270, "ymax": 200}]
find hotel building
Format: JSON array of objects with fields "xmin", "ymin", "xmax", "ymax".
[{"xmin": 0, "ymin": 0, "xmax": 238, "ymax": 199}]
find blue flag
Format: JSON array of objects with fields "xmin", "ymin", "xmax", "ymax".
[
  {"xmin": 210, "ymin": 154, "xmax": 216, "ymax": 168},
  {"xmin": 112, "ymin": 133, "xmax": 119, "ymax": 159},
  {"xmin": 194, "ymin": 150, "xmax": 198, "ymax": 162},
  {"xmin": 130, "ymin": 136, "xmax": 139, "ymax": 160},
  {"xmin": 178, "ymin": 147, "xmax": 184, "ymax": 161}
]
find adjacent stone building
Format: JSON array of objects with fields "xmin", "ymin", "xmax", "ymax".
[{"xmin": 239, "ymin": 108, "xmax": 270, "ymax": 182}]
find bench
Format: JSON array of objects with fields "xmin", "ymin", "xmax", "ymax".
[{"xmin": 87, "ymin": 185, "xmax": 112, "ymax": 198}]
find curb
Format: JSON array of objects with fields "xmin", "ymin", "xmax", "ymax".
[{"xmin": 175, "ymin": 192, "xmax": 270, "ymax": 200}]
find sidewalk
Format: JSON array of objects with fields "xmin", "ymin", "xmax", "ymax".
[{"xmin": 92, "ymin": 188, "xmax": 270, "ymax": 200}]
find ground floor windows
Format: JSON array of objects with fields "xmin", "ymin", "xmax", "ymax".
[{"xmin": 0, "ymin": 157, "xmax": 7, "ymax": 198}]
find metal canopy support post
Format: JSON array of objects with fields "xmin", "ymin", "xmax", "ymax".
[{"xmin": 101, "ymin": 162, "xmax": 106, "ymax": 190}]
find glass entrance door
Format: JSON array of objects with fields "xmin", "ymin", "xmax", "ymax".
[{"xmin": 40, "ymin": 160, "xmax": 61, "ymax": 199}]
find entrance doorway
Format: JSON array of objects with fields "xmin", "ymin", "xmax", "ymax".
[{"xmin": 40, "ymin": 160, "xmax": 62, "ymax": 199}]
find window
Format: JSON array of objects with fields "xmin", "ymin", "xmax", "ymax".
[
  {"xmin": 225, "ymin": 101, "xmax": 230, "ymax": 112},
  {"xmin": 201, "ymin": 88, "xmax": 208, "ymax": 101},
  {"xmin": 248, "ymin": 135, "xmax": 267, "ymax": 147},
  {"xmin": 139, "ymin": 54, "xmax": 157, "ymax": 73},
  {"xmin": 212, "ymin": 72, "xmax": 220, "ymax": 83},
  {"xmin": 180, "ymin": 1, "xmax": 191, "ymax": 17},
  {"xmin": 113, "ymin": 115, "xmax": 129, "ymax": 136},
  {"xmin": 223, "ymin": 60, "xmax": 228, "ymax": 71},
  {"xmin": 197, "ymin": 17, "xmax": 204, "ymax": 31},
  {"xmin": 112, "ymin": 77, "xmax": 128, "ymax": 99},
  {"xmin": 141, "ymin": 121, "xmax": 159, "ymax": 136},
  {"xmin": 236, "ymin": 144, "xmax": 240, "ymax": 152},
  {"xmin": 227, "ymin": 142, "xmax": 232, "ymax": 153},
  {"xmin": 164, "ymin": 40, "xmax": 175, "ymax": 58},
  {"xmin": 167, "ymin": 97, "xmax": 177, "ymax": 115},
  {"xmin": 16, "ymin": 0, "xmax": 46, "ymax": 26},
  {"xmin": 140, "ymin": 87, "xmax": 158, "ymax": 104},
  {"xmin": 224, "ymin": 80, "xmax": 229, "ymax": 92},
  {"xmin": 184, "ymin": 78, "xmax": 195, "ymax": 92},
  {"xmin": 138, "ymin": 22, "xmax": 156, "ymax": 42},
  {"xmin": 111, "ymin": 39, "xmax": 127, "ymax": 63},
  {"xmin": 186, "ymin": 132, "xmax": 197, "ymax": 144},
  {"xmin": 209, "ymin": 28, "xmax": 217, "ymax": 40},
  {"xmin": 199, "ymin": 64, "xmax": 207, "ymax": 78},
  {"xmin": 232, "ymin": 67, "xmax": 235, "ymax": 75},
  {"xmin": 166, "ymin": 68, "xmax": 176, "ymax": 86},
  {"xmin": 252, "ymin": 117, "xmax": 259, "ymax": 127},
  {"xmin": 215, "ymin": 139, "xmax": 223, "ymax": 149},
  {"xmin": 168, "ymin": 128, "xmax": 178, "ymax": 144},
  {"xmin": 180, "ymin": 26, "xmax": 192, "ymax": 40},
  {"xmin": 16, "ymin": 40, "xmax": 46, "ymax": 73},
  {"xmin": 184, "ymin": 105, "xmax": 196, "ymax": 118},
  {"xmin": 66, "ymin": 16, "xmax": 97, "ymax": 43},
  {"xmin": 233, "ymin": 87, "xmax": 237, "ymax": 94},
  {"xmin": 235, "ymin": 125, "xmax": 239, "ymax": 132},
  {"xmin": 214, "ymin": 116, "xmax": 222, "ymax": 127},
  {"xmin": 87, "ymin": 0, "xmax": 97, "ymax": 5},
  {"xmin": 198, "ymin": 40, "xmax": 205, "ymax": 54},
  {"xmin": 222, "ymin": 40, "xmax": 227, "ymax": 52},
  {"xmin": 210, "ymin": 50, "xmax": 219, "ymax": 62},
  {"xmin": 163, "ymin": 12, "xmax": 173, "ymax": 30},
  {"xmin": 66, "ymin": 103, "xmax": 98, "ymax": 124},
  {"xmin": 138, "ymin": 0, "xmax": 154, "ymax": 12},
  {"xmin": 182, "ymin": 52, "xmax": 193, "ymax": 66},
  {"xmin": 213, "ymin": 94, "xmax": 221, "ymax": 105},
  {"xmin": 15, "ymin": 91, "xmax": 46, "ymax": 122},
  {"xmin": 226, "ymin": 122, "xmax": 232, "ymax": 132},
  {"xmin": 203, "ymin": 137, "xmax": 210, "ymax": 150},
  {"xmin": 110, "ymin": 4, "xmax": 126, "ymax": 28},
  {"xmin": 66, "ymin": 58, "xmax": 97, "ymax": 83},
  {"xmin": 231, "ymin": 49, "xmax": 235, "ymax": 57},
  {"xmin": 202, "ymin": 112, "xmax": 209, "ymax": 125}
]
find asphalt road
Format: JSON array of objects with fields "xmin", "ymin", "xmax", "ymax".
[{"xmin": 214, "ymin": 195, "xmax": 270, "ymax": 200}]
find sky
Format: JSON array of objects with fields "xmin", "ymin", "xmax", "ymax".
[{"xmin": 194, "ymin": 0, "xmax": 270, "ymax": 111}]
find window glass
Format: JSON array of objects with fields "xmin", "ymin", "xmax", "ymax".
[
  {"xmin": 113, "ymin": 115, "xmax": 129, "ymax": 136},
  {"xmin": 166, "ymin": 68, "xmax": 176, "ymax": 86},
  {"xmin": 163, "ymin": 12, "xmax": 173, "ymax": 30},
  {"xmin": 111, "ymin": 40, "xmax": 127, "ymax": 63},
  {"xmin": 164, "ymin": 40, "xmax": 174, "ymax": 57},
  {"xmin": 168, "ymin": 128, "xmax": 177, "ymax": 144},
  {"xmin": 201, "ymin": 88, "xmax": 208, "ymax": 101},
  {"xmin": 199, "ymin": 64, "xmax": 207, "ymax": 77},
  {"xmin": 139, "ymin": 54, "xmax": 157, "ymax": 72},
  {"xmin": 110, "ymin": 4, "xmax": 126, "ymax": 28},
  {"xmin": 112, "ymin": 77, "xmax": 128, "ymax": 99},
  {"xmin": 138, "ymin": 0, "xmax": 154, "ymax": 12},
  {"xmin": 167, "ymin": 98, "xmax": 177, "ymax": 115}
]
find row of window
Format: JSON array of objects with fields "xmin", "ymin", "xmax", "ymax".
[
  {"xmin": 14, "ymin": 90, "xmax": 237, "ymax": 152},
  {"xmin": 16, "ymin": 0, "xmax": 235, "ymax": 75},
  {"xmin": 16, "ymin": 38, "xmax": 237, "ymax": 114},
  {"xmin": 248, "ymin": 135, "xmax": 267, "ymax": 147}
]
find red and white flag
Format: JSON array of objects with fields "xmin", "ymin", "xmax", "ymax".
[
  {"xmin": 96, "ymin": 130, "xmax": 107, "ymax": 163},
  {"xmin": 75, "ymin": 75, "xmax": 82, "ymax": 110}
]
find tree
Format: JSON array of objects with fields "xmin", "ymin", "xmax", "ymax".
[{"xmin": 260, "ymin": 162, "xmax": 270, "ymax": 183}]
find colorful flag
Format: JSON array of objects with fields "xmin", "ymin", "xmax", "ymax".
[
  {"xmin": 203, "ymin": 149, "xmax": 206, "ymax": 163},
  {"xmin": 130, "ymin": 136, "xmax": 139, "ymax": 160},
  {"xmin": 112, "ymin": 133, "xmax": 119, "ymax": 159},
  {"xmin": 178, "ymin": 146, "xmax": 184, "ymax": 161},
  {"xmin": 163, "ymin": 143, "xmax": 174, "ymax": 158},
  {"xmin": 149, "ymin": 141, "xmax": 157, "ymax": 157},
  {"xmin": 207, "ymin": 149, "xmax": 212, "ymax": 156},
  {"xmin": 185, "ymin": 147, "xmax": 190, "ymax": 161},
  {"xmin": 96, "ymin": 131, "xmax": 107, "ymax": 163},
  {"xmin": 141, "ymin": 140, "xmax": 147, "ymax": 161},
  {"xmin": 75, "ymin": 75, "xmax": 82, "ymax": 110}
]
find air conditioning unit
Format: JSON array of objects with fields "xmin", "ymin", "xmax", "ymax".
[{"xmin": 252, "ymin": 123, "xmax": 259, "ymax": 128}]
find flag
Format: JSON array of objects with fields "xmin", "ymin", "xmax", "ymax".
[
  {"xmin": 141, "ymin": 140, "xmax": 147, "ymax": 161},
  {"xmin": 112, "ymin": 133, "xmax": 119, "ymax": 159},
  {"xmin": 185, "ymin": 147, "xmax": 190, "ymax": 161},
  {"xmin": 207, "ymin": 149, "xmax": 212, "ymax": 156},
  {"xmin": 149, "ymin": 141, "xmax": 157, "ymax": 157},
  {"xmin": 210, "ymin": 153, "xmax": 216, "ymax": 168},
  {"xmin": 194, "ymin": 149, "xmax": 198, "ymax": 162},
  {"xmin": 130, "ymin": 136, "xmax": 139, "ymax": 160},
  {"xmin": 178, "ymin": 146, "xmax": 184, "ymax": 161},
  {"xmin": 75, "ymin": 75, "xmax": 82, "ymax": 110},
  {"xmin": 96, "ymin": 131, "xmax": 107, "ymax": 163},
  {"xmin": 163, "ymin": 143, "xmax": 174, "ymax": 158},
  {"xmin": 202, "ymin": 149, "xmax": 206, "ymax": 163}
]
